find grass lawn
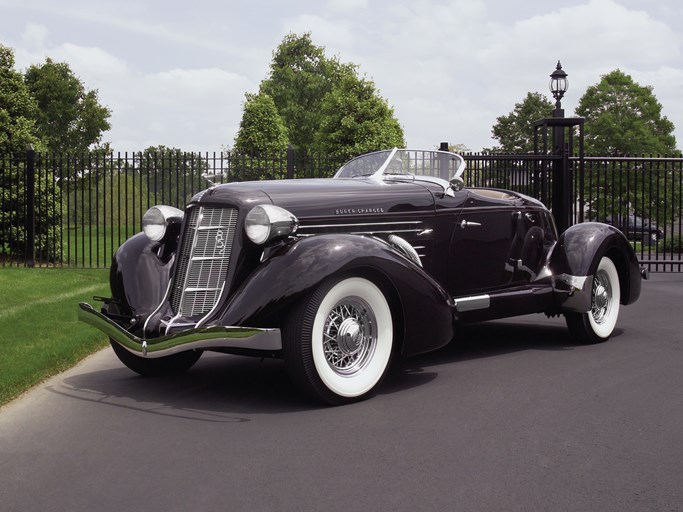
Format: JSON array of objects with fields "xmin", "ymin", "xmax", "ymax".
[
  {"xmin": 63, "ymin": 224, "xmax": 138, "ymax": 268},
  {"xmin": 0, "ymin": 268, "xmax": 110, "ymax": 407}
]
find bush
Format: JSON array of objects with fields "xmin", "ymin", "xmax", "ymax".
[
  {"xmin": 0, "ymin": 161, "xmax": 64, "ymax": 263},
  {"xmin": 660, "ymin": 235, "xmax": 683, "ymax": 253}
]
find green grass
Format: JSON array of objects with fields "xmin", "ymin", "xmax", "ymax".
[
  {"xmin": 63, "ymin": 225, "xmax": 139, "ymax": 268},
  {"xmin": 0, "ymin": 268, "xmax": 110, "ymax": 407}
]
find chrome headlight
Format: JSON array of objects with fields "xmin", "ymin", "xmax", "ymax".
[
  {"xmin": 142, "ymin": 205, "xmax": 184, "ymax": 241},
  {"xmin": 245, "ymin": 204, "xmax": 298, "ymax": 245}
]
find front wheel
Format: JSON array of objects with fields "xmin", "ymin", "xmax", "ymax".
[
  {"xmin": 110, "ymin": 340, "xmax": 202, "ymax": 377},
  {"xmin": 565, "ymin": 256, "xmax": 621, "ymax": 344},
  {"xmin": 283, "ymin": 276, "xmax": 394, "ymax": 405}
]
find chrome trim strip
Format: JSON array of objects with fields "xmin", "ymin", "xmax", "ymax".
[
  {"xmin": 79, "ymin": 303, "xmax": 281, "ymax": 357},
  {"xmin": 160, "ymin": 320, "xmax": 196, "ymax": 328},
  {"xmin": 298, "ymin": 229, "xmax": 424, "ymax": 237},
  {"xmin": 143, "ymin": 280, "xmax": 173, "ymax": 336},
  {"xmin": 196, "ymin": 281, "xmax": 227, "ymax": 329},
  {"xmin": 299, "ymin": 221, "xmax": 423, "ymax": 230},
  {"xmin": 555, "ymin": 274, "xmax": 594, "ymax": 313},
  {"xmin": 556, "ymin": 274, "xmax": 589, "ymax": 290},
  {"xmin": 453, "ymin": 294, "xmax": 491, "ymax": 312}
]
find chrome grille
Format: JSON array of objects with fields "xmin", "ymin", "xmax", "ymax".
[{"xmin": 170, "ymin": 206, "xmax": 238, "ymax": 317}]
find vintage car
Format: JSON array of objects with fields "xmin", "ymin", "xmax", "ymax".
[
  {"xmin": 604, "ymin": 214, "xmax": 664, "ymax": 244},
  {"xmin": 79, "ymin": 149, "xmax": 646, "ymax": 405}
]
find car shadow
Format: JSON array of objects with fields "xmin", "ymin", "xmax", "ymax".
[
  {"xmin": 51, "ymin": 316, "xmax": 617, "ymax": 416},
  {"xmin": 380, "ymin": 317, "xmax": 622, "ymax": 395}
]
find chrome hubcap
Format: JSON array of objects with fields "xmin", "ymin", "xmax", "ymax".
[
  {"xmin": 591, "ymin": 270, "xmax": 612, "ymax": 324},
  {"xmin": 322, "ymin": 297, "xmax": 377, "ymax": 375}
]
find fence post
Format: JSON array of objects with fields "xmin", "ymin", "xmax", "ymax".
[
  {"xmin": 25, "ymin": 145, "xmax": 36, "ymax": 268},
  {"xmin": 286, "ymin": 145, "xmax": 295, "ymax": 180}
]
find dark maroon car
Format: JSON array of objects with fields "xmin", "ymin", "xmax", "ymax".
[{"xmin": 80, "ymin": 149, "xmax": 645, "ymax": 404}]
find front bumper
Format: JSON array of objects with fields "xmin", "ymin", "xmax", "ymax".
[{"xmin": 78, "ymin": 303, "xmax": 281, "ymax": 358}]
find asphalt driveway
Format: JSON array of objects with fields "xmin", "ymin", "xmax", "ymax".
[{"xmin": 1, "ymin": 274, "xmax": 681, "ymax": 511}]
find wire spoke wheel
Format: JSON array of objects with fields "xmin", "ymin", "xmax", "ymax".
[
  {"xmin": 566, "ymin": 256, "xmax": 621, "ymax": 344},
  {"xmin": 590, "ymin": 269, "xmax": 613, "ymax": 325},
  {"xmin": 284, "ymin": 276, "xmax": 393, "ymax": 405},
  {"xmin": 322, "ymin": 298, "xmax": 377, "ymax": 376}
]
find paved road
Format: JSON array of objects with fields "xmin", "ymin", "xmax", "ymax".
[{"xmin": 1, "ymin": 274, "xmax": 682, "ymax": 511}]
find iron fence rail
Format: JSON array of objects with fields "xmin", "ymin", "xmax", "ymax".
[{"xmin": 1, "ymin": 149, "xmax": 681, "ymax": 271}]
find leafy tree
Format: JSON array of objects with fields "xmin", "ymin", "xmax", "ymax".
[
  {"xmin": 24, "ymin": 58, "xmax": 111, "ymax": 154},
  {"xmin": 491, "ymin": 92, "xmax": 554, "ymax": 153},
  {"xmin": 576, "ymin": 69, "xmax": 677, "ymax": 156},
  {"xmin": 1, "ymin": 45, "xmax": 62, "ymax": 263},
  {"xmin": 0, "ymin": 45, "xmax": 42, "ymax": 154},
  {"xmin": 253, "ymin": 32, "xmax": 404, "ymax": 159},
  {"xmin": 576, "ymin": 70, "xmax": 680, "ymax": 226},
  {"xmin": 444, "ymin": 143, "xmax": 470, "ymax": 154},
  {"xmin": 315, "ymin": 74, "xmax": 405, "ymax": 159},
  {"xmin": 139, "ymin": 146, "xmax": 210, "ymax": 206},
  {"xmin": 232, "ymin": 93, "xmax": 290, "ymax": 181},
  {"xmin": 259, "ymin": 33, "xmax": 349, "ymax": 153}
]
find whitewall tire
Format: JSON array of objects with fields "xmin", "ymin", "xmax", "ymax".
[
  {"xmin": 284, "ymin": 276, "xmax": 394, "ymax": 405},
  {"xmin": 565, "ymin": 256, "xmax": 621, "ymax": 344}
]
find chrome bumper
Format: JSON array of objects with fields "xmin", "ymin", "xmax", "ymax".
[
  {"xmin": 78, "ymin": 303, "xmax": 281, "ymax": 358},
  {"xmin": 555, "ymin": 274, "xmax": 594, "ymax": 313}
]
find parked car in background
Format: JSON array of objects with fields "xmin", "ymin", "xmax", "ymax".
[
  {"xmin": 79, "ymin": 149, "xmax": 646, "ymax": 405},
  {"xmin": 604, "ymin": 215, "xmax": 664, "ymax": 244}
]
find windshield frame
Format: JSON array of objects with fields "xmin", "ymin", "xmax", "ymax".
[{"xmin": 333, "ymin": 148, "xmax": 466, "ymax": 185}]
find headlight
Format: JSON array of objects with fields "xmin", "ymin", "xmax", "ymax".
[
  {"xmin": 245, "ymin": 204, "xmax": 298, "ymax": 245},
  {"xmin": 142, "ymin": 205, "xmax": 184, "ymax": 241}
]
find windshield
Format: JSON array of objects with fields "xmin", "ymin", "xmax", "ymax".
[{"xmin": 334, "ymin": 149, "xmax": 465, "ymax": 182}]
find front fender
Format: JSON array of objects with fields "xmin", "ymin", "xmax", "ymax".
[
  {"xmin": 208, "ymin": 235, "xmax": 455, "ymax": 357},
  {"xmin": 109, "ymin": 233, "xmax": 173, "ymax": 318},
  {"xmin": 549, "ymin": 222, "xmax": 642, "ymax": 306}
]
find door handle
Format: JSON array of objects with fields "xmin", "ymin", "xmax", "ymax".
[{"xmin": 460, "ymin": 219, "xmax": 482, "ymax": 229}]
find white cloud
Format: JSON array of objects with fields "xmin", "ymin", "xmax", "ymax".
[
  {"xmin": 21, "ymin": 22, "xmax": 48, "ymax": 48},
  {"xmin": 283, "ymin": 14, "xmax": 357, "ymax": 49},
  {"xmin": 2, "ymin": 0, "xmax": 682, "ymax": 152},
  {"xmin": 326, "ymin": 0, "xmax": 368, "ymax": 13}
]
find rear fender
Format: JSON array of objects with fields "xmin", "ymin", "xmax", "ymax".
[
  {"xmin": 209, "ymin": 235, "xmax": 455, "ymax": 357},
  {"xmin": 549, "ymin": 222, "xmax": 642, "ymax": 306}
]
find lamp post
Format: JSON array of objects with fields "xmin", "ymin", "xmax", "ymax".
[
  {"xmin": 534, "ymin": 61, "xmax": 584, "ymax": 232},
  {"xmin": 549, "ymin": 61, "xmax": 569, "ymax": 118}
]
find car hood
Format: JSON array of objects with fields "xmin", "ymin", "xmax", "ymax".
[{"xmin": 192, "ymin": 178, "xmax": 438, "ymax": 219}]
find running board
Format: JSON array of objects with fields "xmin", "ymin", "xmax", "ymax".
[
  {"xmin": 453, "ymin": 286, "xmax": 554, "ymax": 321},
  {"xmin": 453, "ymin": 295, "xmax": 490, "ymax": 312}
]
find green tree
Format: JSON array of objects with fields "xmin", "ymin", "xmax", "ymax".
[
  {"xmin": 0, "ymin": 45, "xmax": 42, "ymax": 154},
  {"xmin": 1, "ymin": 45, "xmax": 62, "ymax": 263},
  {"xmin": 259, "ymin": 33, "xmax": 348, "ymax": 153},
  {"xmin": 232, "ymin": 93, "xmax": 290, "ymax": 181},
  {"xmin": 576, "ymin": 69, "xmax": 677, "ymax": 156},
  {"xmin": 234, "ymin": 93, "xmax": 289, "ymax": 154},
  {"xmin": 576, "ymin": 70, "xmax": 680, "ymax": 226},
  {"xmin": 24, "ymin": 58, "xmax": 111, "ymax": 154},
  {"xmin": 316, "ymin": 74, "xmax": 404, "ymax": 159},
  {"xmin": 491, "ymin": 92, "xmax": 554, "ymax": 153},
  {"xmin": 139, "ymin": 146, "xmax": 209, "ymax": 206},
  {"xmin": 254, "ymin": 32, "xmax": 404, "ymax": 160},
  {"xmin": 443, "ymin": 143, "xmax": 470, "ymax": 154}
]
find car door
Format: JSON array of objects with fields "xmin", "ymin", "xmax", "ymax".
[{"xmin": 447, "ymin": 191, "xmax": 537, "ymax": 296}]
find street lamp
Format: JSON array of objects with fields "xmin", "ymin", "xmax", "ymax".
[{"xmin": 549, "ymin": 61, "xmax": 569, "ymax": 116}]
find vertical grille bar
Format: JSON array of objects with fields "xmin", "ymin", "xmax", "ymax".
[{"xmin": 170, "ymin": 206, "xmax": 238, "ymax": 316}]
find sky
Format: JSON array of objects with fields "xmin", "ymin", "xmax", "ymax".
[{"xmin": 1, "ymin": 0, "xmax": 682, "ymax": 153}]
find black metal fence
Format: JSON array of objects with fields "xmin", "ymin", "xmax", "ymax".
[{"xmin": 2, "ymin": 148, "xmax": 682, "ymax": 271}]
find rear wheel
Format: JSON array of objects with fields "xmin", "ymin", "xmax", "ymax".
[
  {"xmin": 283, "ymin": 276, "xmax": 394, "ymax": 405},
  {"xmin": 110, "ymin": 340, "xmax": 201, "ymax": 377},
  {"xmin": 565, "ymin": 256, "xmax": 621, "ymax": 344}
]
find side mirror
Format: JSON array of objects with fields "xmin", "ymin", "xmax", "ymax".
[{"xmin": 449, "ymin": 176, "xmax": 465, "ymax": 192}]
